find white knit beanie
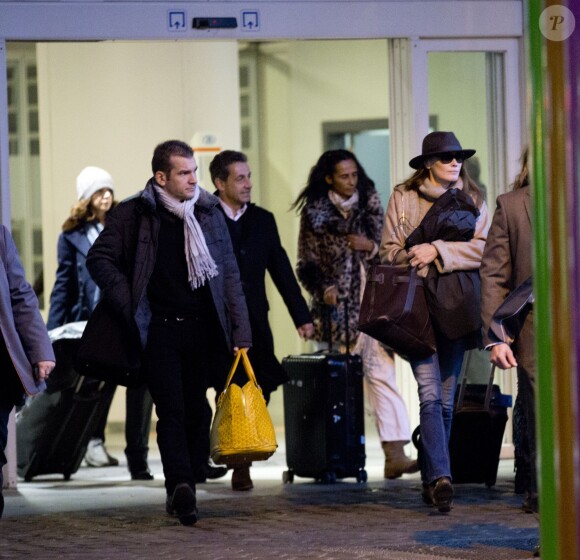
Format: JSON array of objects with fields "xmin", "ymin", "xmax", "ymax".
[{"xmin": 76, "ymin": 166, "xmax": 114, "ymax": 201}]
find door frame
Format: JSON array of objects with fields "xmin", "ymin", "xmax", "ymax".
[
  {"xmin": 389, "ymin": 37, "xmax": 523, "ymax": 449},
  {"xmin": 409, "ymin": 38, "xmax": 524, "ymax": 196}
]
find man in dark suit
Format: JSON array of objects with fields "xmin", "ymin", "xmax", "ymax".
[
  {"xmin": 210, "ymin": 150, "xmax": 314, "ymax": 490},
  {"xmin": 480, "ymin": 153, "xmax": 536, "ymax": 516}
]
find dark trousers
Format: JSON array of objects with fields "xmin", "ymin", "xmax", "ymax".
[
  {"xmin": 0, "ymin": 398, "xmax": 8, "ymax": 516},
  {"xmin": 91, "ymin": 381, "xmax": 154, "ymax": 472},
  {"xmin": 142, "ymin": 314, "xmax": 217, "ymax": 495},
  {"xmin": 517, "ymin": 363, "xmax": 537, "ymax": 497},
  {"xmin": 514, "ymin": 318, "xmax": 537, "ymax": 498},
  {"xmin": 0, "ymin": 399, "xmax": 10, "ymax": 473},
  {"xmin": 124, "ymin": 384, "xmax": 154, "ymax": 472},
  {"xmin": 0, "ymin": 338, "xmax": 23, "ymax": 495}
]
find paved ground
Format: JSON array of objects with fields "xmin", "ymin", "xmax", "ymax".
[{"xmin": 1, "ymin": 430, "xmax": 539, "ymax": 560}]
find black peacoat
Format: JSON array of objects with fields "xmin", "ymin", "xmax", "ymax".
[{"xmin": 215, "ymin": 203, "xmax": 311, "ymax": 395}]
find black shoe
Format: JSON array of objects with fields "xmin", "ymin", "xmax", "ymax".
[
  {"xmin": 522, "ymin": 491, "xmax": 539, "ymax": 514},
  {"xmin": 166, "ymin": 483, "xmax": 197, "ymax": 526},
  {"xmin": 231, "ymin": 466, "xmax": 254, "ymax": 491},
  {"xmin": 431, "ymin": 477, "xmax": 454, "ymax": 513},
  {"xmin": 194, "ymin": 462, "xmax": 228, "ymax": 483},
  {"xmin": 131, "ymin": 469, "xmax": 154, "ymax": 481},
  {"xmin": 421, "ymin": 483, "xmax": 433, "ymax": 506},
  {"xmin": 533, "ymin": 544, "xmax": 540, "ymax": 557}
]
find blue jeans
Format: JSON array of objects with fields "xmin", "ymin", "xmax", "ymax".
[{"xmin": 410, "ymin": 337, "xmax": 466, "ymax": 485}]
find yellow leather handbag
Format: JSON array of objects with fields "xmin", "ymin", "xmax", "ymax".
[{"xmin": 210, "ymin": 349, "xmax": 278, "ymax": 465}]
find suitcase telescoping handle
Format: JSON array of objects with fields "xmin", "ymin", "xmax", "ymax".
[
  {"xmin": 323, "ymin": 297, "xmax": 350, "ymax": 353},
  {"xmin": 455, "ymin": 352, "xmax": 496, "ymax": 412}
]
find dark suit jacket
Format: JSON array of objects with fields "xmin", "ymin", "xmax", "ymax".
[
  {"xmin": 216, "ymin": 203, "xmax": 312, "ymax": 394},
  {"xmin": 47, "ymin": 227, "xmax": 97, "ymax": 330},
  {"xmin": 480, "ymin": 186, "xmax": 534, "ymax": 371}
]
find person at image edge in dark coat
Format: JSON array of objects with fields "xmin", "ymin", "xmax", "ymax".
[{"xmin": 0, "ymin": 225, "xmax": 55, "ymax": 519}]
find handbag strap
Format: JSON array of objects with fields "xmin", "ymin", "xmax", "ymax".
[
  {"xmin": 220, "ymin": 348, "xmax": 260, "ymax": 394},
  {"xmin": 401, "ymin": 268, "xmax": 421, "ymax": 318}
]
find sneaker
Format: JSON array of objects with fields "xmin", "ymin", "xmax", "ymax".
[
  {"xmin": 166, "ymin": 483, "xmax": 197, "ymax": 526},
  {"xmin": 84, "ymin": 438, "xmax": 119, "ymax": 468},
  {"xmin": 431, "ymin": 477, "xmax": 454, "ymax": 513}
]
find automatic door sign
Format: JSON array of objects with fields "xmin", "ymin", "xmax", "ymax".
[
  {"xmin": 241, "ymin": 10, "xmax": 260, "ymax": 32},
  {"xmin": 168, "ymin": 10, "xmax": 187, "ymax": 32}
]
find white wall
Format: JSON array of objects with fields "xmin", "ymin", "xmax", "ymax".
[{"xmin": 37, "ymin": 40, "xmax": 241, "ymax": 421}]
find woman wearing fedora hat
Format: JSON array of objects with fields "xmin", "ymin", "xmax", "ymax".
[{"xmin": 380, "ymin": 131, "xmax": 491, "ymax": 512}]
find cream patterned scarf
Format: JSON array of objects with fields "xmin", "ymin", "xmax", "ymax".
[
  {"xmin": 154, "ymin": 184, "xmax": 218, "ymax": 289},
  {"xmin": 328, "ymin": 189, "xmax": 359, "ymax": 218}
]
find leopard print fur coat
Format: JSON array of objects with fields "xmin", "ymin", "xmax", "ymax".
[{"xmin": 296, "ymin": 187, "xmax": 384, "ymax": 345}]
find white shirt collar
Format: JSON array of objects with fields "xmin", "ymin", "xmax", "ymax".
[{"xmin": 219, "ymin": 199, "xmax": 248, "ymax": 222}]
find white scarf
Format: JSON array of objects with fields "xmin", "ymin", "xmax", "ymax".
[
  {"xmin": 328, "ymin": 189, "xmax": 359, "ymax": 218},
  {"xmin": 154, "ymin": 184, "xmax": 218, "ymax": 290}
]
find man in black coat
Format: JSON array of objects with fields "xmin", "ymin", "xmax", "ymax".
[{"xmin": 209, "ymin": 150, "xmax": 313, "ymax": 490}]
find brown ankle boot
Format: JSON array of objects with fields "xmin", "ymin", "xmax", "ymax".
[{"xmin": 382, "ymin": 441, "xmax": 420, "ymax": 479}]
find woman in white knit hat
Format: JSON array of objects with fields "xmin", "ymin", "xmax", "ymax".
[{"xmin": 47, "ymin": 166, "xmax": 154, "ymax": 480}]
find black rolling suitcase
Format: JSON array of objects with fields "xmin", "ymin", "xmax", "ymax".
[
  {"xmin": 448, "ymin": 364, "xmax": 512, "ymax": 486},
  {"xmin": 16, "ymin": 332, "xmax": 114, "ymax": 481},
  {"xmin": 412, "ymin": 360, "xmax": 512, "ymax": 487},
  {"xmin": 281, "ymin": 302, "xmax": 367, "ymax": 484}
]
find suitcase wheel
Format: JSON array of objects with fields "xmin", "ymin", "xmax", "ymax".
[
  {"xmin": 356, "ymin": 469, "xmax": 368, "ymax": 483},
  {"xmin": 282, "ymin": 470, "xmax": 294, "ymax": 484},
  {"xmin": 320, "ymin": 470, "xmax": 337, "ymax": 484},
  {"xmin": 63, "ymin": 472, "xmax": 72, "ymax": 481}
]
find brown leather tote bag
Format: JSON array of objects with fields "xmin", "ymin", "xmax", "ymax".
[{"xmin": 358, "ymin": 265, "xmax": 436, "ymax": 362}]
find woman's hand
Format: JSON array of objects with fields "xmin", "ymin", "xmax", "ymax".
[
  {"xmin": 323, "ymin": 286, "xmax": 339, "ymax": 306},
  {"xmin": 407, "ymin": 243, "xmax": 438, "ymax": 269},
  {"xmin": 346, "ymin": 234, "xmax": 373, "ymax": 252}
]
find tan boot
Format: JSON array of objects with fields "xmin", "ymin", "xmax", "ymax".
[{"xmin": 382, "ymin": 441, "xmax": 420, "ymax": 479}]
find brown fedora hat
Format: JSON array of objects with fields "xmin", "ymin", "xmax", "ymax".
[{"xmin": 409, "ymin": 131, "xmax": 476, "ymax": 170}]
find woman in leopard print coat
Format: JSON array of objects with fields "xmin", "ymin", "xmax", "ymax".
[
  {"xmin": 293, "ymin": 149, "xmax": 416, "ymax": 479},
  {"xmin": 294, "ymin": 151, "xmax": 382, "ymax": 343}
]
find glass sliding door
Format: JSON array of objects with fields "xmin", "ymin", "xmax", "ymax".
[{"xmin": 408, "ymin": 39, "xmax": 523, "ymax": 202}]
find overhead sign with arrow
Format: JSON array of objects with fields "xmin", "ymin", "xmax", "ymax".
[
  {"xmin": 168, "ymin": 10, "xmax": 187, "ymax": 32},
  {"xmin": 241, "ymin": 10, "xmax": 260, "ymax": 32}
]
